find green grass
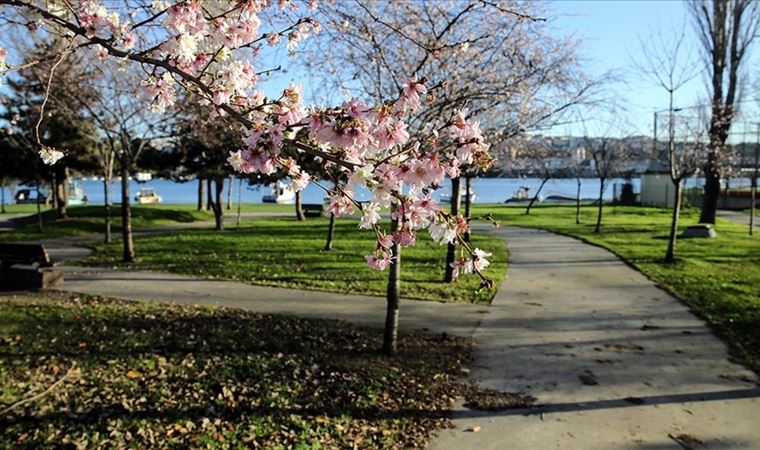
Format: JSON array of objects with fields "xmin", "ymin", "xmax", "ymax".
[
  {"xmin": 84, "ymin": 217, "xmax": 508, "ymax": 304},
  {"xmin": 472, "ymin": 203, "xmax": 760, "ymax": 371},
  {"xmin": 0, "ymin": 205, "xmax": 215, "ymax": 241},
  {"xmin": 0, "ymin": 291, "xmax": 471, "ymax": 449}
]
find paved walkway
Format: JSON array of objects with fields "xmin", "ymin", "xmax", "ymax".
[
  {"xmin": 718, "ymin": 209, "xmax": 758, "ymax": 229},
  {"xmin": 14, "ymin": 224, "xmax": 760, "ymax": 448},
  {"xmin": 430, "ymin": 227, "xmax": 760, "ymax": 450}
]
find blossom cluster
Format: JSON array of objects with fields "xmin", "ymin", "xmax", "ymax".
[{"xmin": 26, "ymin": 0, "xmax": 494, "ymax": 281}]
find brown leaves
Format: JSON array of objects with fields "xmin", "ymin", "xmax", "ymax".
[{"xmin": 0, "ymin": 291, "xmax": 473, "ymax": 449}]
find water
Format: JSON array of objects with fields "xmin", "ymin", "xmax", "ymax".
[{"xmin": 2, "ymin": 177, "xmax": 654, "ymax": 206}]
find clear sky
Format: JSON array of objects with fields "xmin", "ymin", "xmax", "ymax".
[{"xmin": 548, "ymin": 0, "xmax": 758, "ymax": 137}]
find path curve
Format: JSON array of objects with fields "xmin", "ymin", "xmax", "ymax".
[
  {"xmin": 429, "ymin": 226, "xmax": 760, "ymax": 450},
  {"xmin": 22, "ymin": 224, "xmax": 760, "ymax": 448}
]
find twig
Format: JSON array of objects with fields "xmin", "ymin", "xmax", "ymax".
[{"xmin": 0, "ymin": 365, "xmax": 77, "ymax": 416}]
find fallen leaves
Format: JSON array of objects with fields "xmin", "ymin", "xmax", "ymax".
[{"xmin": 0, "ymin": 291, "xmax": 473, "ymax": 449}]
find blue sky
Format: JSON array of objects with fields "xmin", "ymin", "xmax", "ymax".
[{"xmin": 549, "ymin": 0, "xmax": 757, "ymax": 137}]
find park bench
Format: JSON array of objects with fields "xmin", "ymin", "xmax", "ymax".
[
  {"xmin": 0, "ymin": 243, "xmax": 63, "ymax": 290},
  {"xmin": 302, "ymin": 203, "xmax": 324, "ymax": 218}
]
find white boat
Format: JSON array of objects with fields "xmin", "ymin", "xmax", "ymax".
[
  {"xmin": 135, "ymin": 172, "xmax": 153, "ymax": 182},
  {"xmin": 135, "ymin": 187, "xmax": 162, "ymax": 204},
  {"xmin": 67, "ymin": 181, "xmax": 88, "ymax": 206},
  {"xmin": 440, "ymin": 187, "xmax": 477, "ymax": 204},
  {"xmin": 262, "ymin": 182, "xmax": 295, "ymax": 204}
]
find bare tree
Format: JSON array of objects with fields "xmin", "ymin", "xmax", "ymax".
[
  {"xmin": 634, "ymin": 25, "xmax": 704, "ymax": 260},
  {"xmin": 688, "ymin": 0, "xmax": 760, "ymax": 224}
]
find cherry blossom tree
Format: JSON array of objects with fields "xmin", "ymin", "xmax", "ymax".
[{"xmin": 0, "ymin": 0, "xmax": 497, "ymax": 355}]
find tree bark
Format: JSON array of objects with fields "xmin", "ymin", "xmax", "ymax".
[
  {"xmin": 206, "ymin": 178, "xmax": 213, "ymax": 210},
  {"xmin": 526, "ymin": 176, "xmax": 549, "ymax": 215},
  {"xmin": 700, "ymin": 154, "xmax": 721, "ymax": 224},
  {"xmin": 236, "ymin": 177, "xmax": 243, "ymax": 227},
  {"xmin": 575, "ymin": 177, "xmax": 582, "ymax": 224},
  {"xmin": 197, "ymin": 177, "xmax": 206, "ymax": 211},
  {"xmin": 665, "ymin": 180, "xmax": 682, "ymax": 262},
  {"xmin": 295, "ymin": 190, "xmax": 305, "ymax": 221},
  {"xmin": 444, "ymin": 176, "xmax": 461, "ymax": 282},
  {"xmin": 0, "ymin": 185, "xmax": 4, "ymax": 214},
  {"xmin": 463, "ymin": 175, "xmax": 472, "ymax": 242},
  {"xmin": 594, "ymin": 178, "xmax": 605, "ymax": 233},
  {"xmin": 226, "ymin": 175, "xmax": 234, "ymax": 210},
  {"xmin": 54, "ymin": 166, "xmax": 68, "ymax": 219},
  {"xmin": 35, "ymin": 183, "xmax": 43, "ymax": 232},
  {"xmin": 211, "ymin": 177, "xmax": 224, "ymax": 231},
  {"xmin": 103, "ymin": 178, "xmax": 111, "ymax": 244},
  {"xmin": 120, "ymin": 156, "xmax": 135, "ymax": 262},
  {"xmin": 324, "ymin": 212, "xmax": 336, "ymax": 250},
  {"xmin": 383, "ymin": 216, "xmax": 401, "ymax": 356}
]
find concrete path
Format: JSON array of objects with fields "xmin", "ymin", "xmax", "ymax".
[
  {"xmin": 18, "ymin": 223, "xmax": 760, "ymax": 448},
  {"xmin": 55, "ymin": 266, "xmax": 487, "ymax": 336},
  {"xmin": 718, "ymin": 209, "xmax": 758, "ymax": 229},
  {"xmin": 430, "ymin": 227, "xmax": 760, "ymax": 450}
]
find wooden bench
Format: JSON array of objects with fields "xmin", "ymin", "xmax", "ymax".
[
  {"xmin": 302, "ymin": 203, "xmax": 325, "ymax": 218},
  {"xmin": 0, "ymin": 243, "xmax": 63, "ymax": 290}
]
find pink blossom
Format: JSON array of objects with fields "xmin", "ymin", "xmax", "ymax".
[
  {"xmin": 378, "ymin": 234, "xmax": 394, "ymax": 249},
  {"xmin": 327, "ymin": 194, "xmax": 355, "ymax": 217},
  {"xmin": 393, "ymin": 229, "xmax": 416, "ymax": 247},
  {"xmin": 365, "ymin": 250, "xmax": 393, "ymax": 270}
]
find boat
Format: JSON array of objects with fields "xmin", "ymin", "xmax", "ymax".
[
  {"xmin": 14, "ymin": 187, "xmax": 51, "ymax": 205},
  {"xmin": 67, "ymin": 181, "xmax": 88, "ymax": 206},
  {"xmin": 262, "ymin": 182, "xmax": 295, "ymax": 204},
  {"xmin": 505, "ymin": 185, "xmax": 540, "ymax": 204},
  {"xmin": 135, "ymin": 172, "xmax": 153, "ymax": 182},
  {"xmin": 135, "ymin": 187, "xmax": 162, "ymax": 204},
  {"xmin": 440, "ymin": 184, "xmax": 477, "ymax": 204}
]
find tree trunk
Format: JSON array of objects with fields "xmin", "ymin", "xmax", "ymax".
[
  {"xmin": 212, "ymin": 177, "xmax": 224, "ymax": 231},
  {"xmin": 54, "ymin": 166, "xmax": 68, "ymax": 219},
  {"xmin": 226, "ymin": 175, "xmax": 234, "ymax": 210},
  {"xmin": 1, "ymin": 185, "xmax": 5, "ymax": 214},
  {"xmin": 700, "ymin": 163, "xmax": 720, "ymax": 224},
  {"xmin": 197, "ymin": 177, "xmax": 206, "ymax": 211},
  {"xmin": 35, "ymin": 183, "xmax": 43, "ymax": 232},
  {"xmin": 444, "ymin": 176, "xmax": 461, "ymax": 282},
  {"xmin": 463, "ymin": 175, "xmax": 472, "ymax": 242},
  {"xmin": 206, "ymin": 178, "xmax": 213, "ymax": 210},
  {"xmin": 526, "ymin": 176, "xmax": 549, "ymax": 215},
  {"xmin": 103, "ymin": 178, "xmax": 111, "ymax": 244},
  {"xmin": 594, "ymin": 178, "xmax": 605, "ymax": 233},
  {"xmin": 236, "ymin": 177, "xmax": 243, "ymax": 227},
  {"xmin": 295, "ymin": 190, "xmax": 305, "ymax": 221},
  {"xmin": 324, "ymin": 213, "xmax": 336, "ymax": 251},
  {"xmin": 575, "ymin": 177, "xmax": 582, "ymax": 224},
  {"xmin": 383, "ymin": 216, "xmax": 401, "ymax": 356},
  {"xmin": 665, "ymin": 180, "xmax": 682, "ymax": 262},
  {"xmin": 121, "ymin": 156, "xmax": 135, "ymax": 262}
]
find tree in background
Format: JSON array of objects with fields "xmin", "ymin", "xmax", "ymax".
[
  {"xmin": 689, "ymin": 0, "xmax": 760, "ymax": 224},
  {"xmin": 634, "ymin": 25, "xmax": 704, "ymax": 260}
]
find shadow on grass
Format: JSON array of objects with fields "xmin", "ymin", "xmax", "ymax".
[{"xmin": 0, "ymin": 295, "xmax": 470, "ymax": 448}]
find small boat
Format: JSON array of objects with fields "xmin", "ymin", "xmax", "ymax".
[
  {"xmin": 67, "ymin": 181, "xmax": 88, "ymax": 206},
  {"xmin": 505, "ymin": 185, "xmax": 540, "ymax": 204},
  {"xmin": 135, "ymin": 172, "xmax": 153, "ymax": 182},
  {"xmin": 262, "ymin": 182, "xmax": 295, "ymax": 204},
  {"xmin": 14, "ymin": 187, "xmax": 51, "ymax": 205},
  {"xmin": 135, "ymin": 187, "xmax": 162, "ymax": 204},
  {"xmin": 440, "ymin": 184, "xmax": 477, "ymax": 204}
]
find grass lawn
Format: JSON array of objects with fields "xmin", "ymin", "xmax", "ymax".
[
  {"xmin": 0, "ymin": 291, "xmax": 471, "ymax": 449},
  {"xmin": 0, "ymin": 204, "xmax": 296, "ymax": 241},
  {"xmin": 84, "ymin": 217, "xmax": 508, "ymax": 304},
  {"xmin": 471, "ymin": 203, "xmax": 760, "ymax": 371}
]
